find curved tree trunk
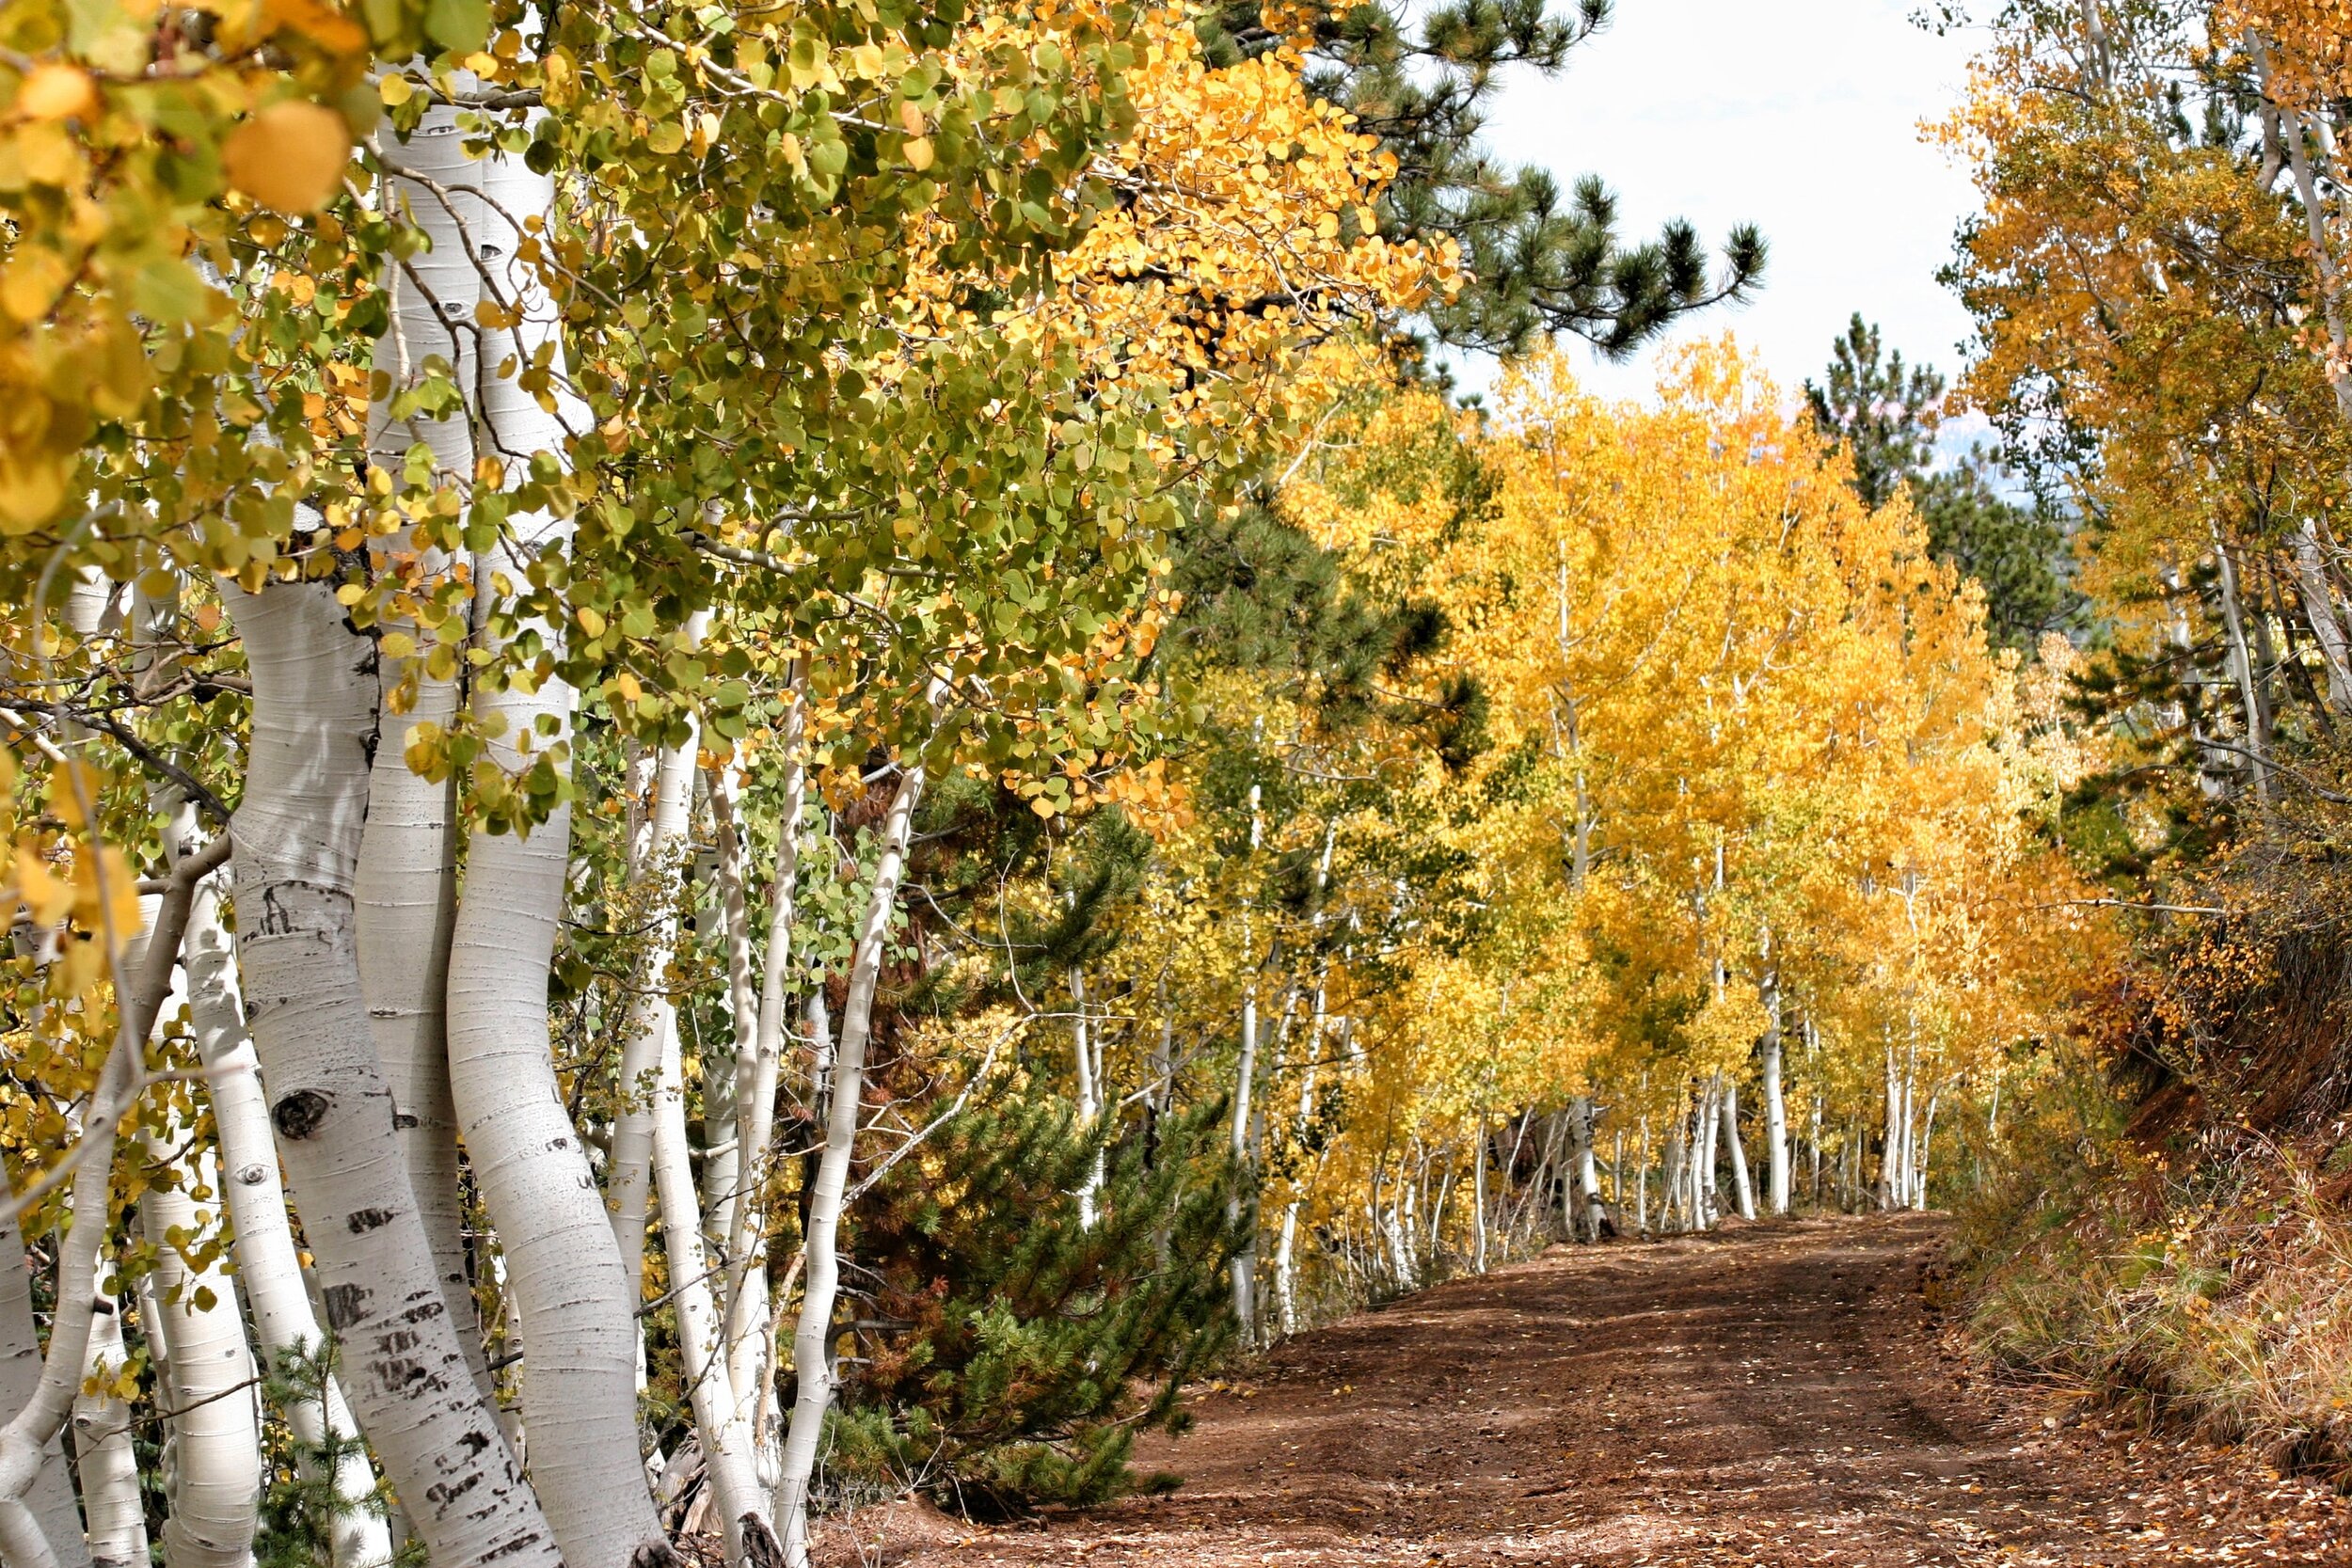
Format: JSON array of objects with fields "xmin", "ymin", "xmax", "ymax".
[
  {"xmin": 606, "ymin": 690, "xmax": 703, "ymax": 1308},
  {"xmin": 776, "ymin": 757, "xmax": 927, "ymax": 1568},
  {"xmin": 184, "ymin": 870, "xmax": 389, "ymax": 1568},
  {"xmin": 71, "ymin": 1290, "xmax": 145, "ymax": 1568},
  {"xmin": 429, "ymin": 125, "xmax": 667, "ymax": 1568},
  {"xmin": 228, "ymin": 576, "xmax": 558, "ymax": 1568},
  {"xmin": 0, "ymin": 1214, "xmax": 87, "ymax": 1568},
  {"xmin": 651, "ymin": 1007, "xmax": 777, "ymax": 1567},
  {"xmin": 141, "ymin": 1114, "xmax": 262, "ymax": 1568}
]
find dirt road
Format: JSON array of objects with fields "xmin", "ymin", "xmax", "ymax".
[{"xmin": 873, "ymin": 1215, "xmax": 2352, "ymax": 1566}]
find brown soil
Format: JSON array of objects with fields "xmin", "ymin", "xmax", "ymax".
[{"xmin": 862, "ymin": 1214, "xmax": 2352, "ymax": 1566}]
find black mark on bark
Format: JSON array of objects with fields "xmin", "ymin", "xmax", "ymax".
[
  {"xmin": 347, "ymin": 1206, "xmax": 394, "ymax": 1234},
  {"xmin": 321, "ymin": 1282, "xmax": 369, "ymax": 1330},
  {"xmin": 273, "ymin": 1089, "xmax": 332, "ymax": 1141}
]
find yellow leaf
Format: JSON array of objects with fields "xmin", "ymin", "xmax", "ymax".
[
  {"xmin": 378, "ymin": 74, "xmax": 414, "ymax": 107},
  {"xmin": 904, "ymin": 135, "xmax": 933, "ymax": 172},
  {"xmin": 14, "ymin": 845, "xmax": 70, "ymax": 927},
  {"xmin": 576, "ymin": 605, "xmax": 607, "ymax": 638},
  {"xmin": 222, "ymin": 102, "xmax": 353, "ymax": 214},
  {"xmin": 15, "ymin": 65, "xmax": 99, "ymax": 122}
]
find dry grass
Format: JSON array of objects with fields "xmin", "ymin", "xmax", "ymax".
[{"xmin": 1962, "ymin": 1096, "xmax": 2352, "ymax": 1482}]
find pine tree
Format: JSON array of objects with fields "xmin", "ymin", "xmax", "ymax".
[
  {"xmin": 1806, "ymin": 312, "xmax": 2085, "ymax": 650},
  {"xmin": 824, "ymin": 1099, "xmax": 1235, "ymax": 1513},
  {"xmin": 1198, "ymin": 0, "xmax": 1767, "ymax": 355}
]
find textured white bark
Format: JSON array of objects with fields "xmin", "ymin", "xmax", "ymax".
[
  {"xmin": 607, "ymin": 703, "xmax": 702, "ymax": 1309},
  {"xmin": 353, "ymin": 654, "xmax": 470, "ymax": 1378},
  {"xmin": 1719, "ymin": 1082, "xmax": 1756, "ymax": 1223},
  {"xmin": 0, "ymin": 1214, "xmax": 86, "ymax": 1568},
  {"xmin": 1070, "ymin": 964, "xmax": 1102, "ymax": 1230},
  {"xmin": 1227, "ymin": 783, "xmax": 1262, "ymax": 1341},
  {"xmin": 184, "ymin": 872, "xmax": 389, "ymax": 1568},
  {"xmin": 777, "ymin": 759, "xmax": 926, "ymax": 1568},
  {"xmin": 1760, "ymin": 982, "xmax": 1789, "ymax": 1216},
  {"xmin": 1274, "ymin": 977, "xmax": 1327, "ymax": 1325},
  {"xmin": 141, "ymin": 1113, "xmax": 262, "ymax": 1568},
  {"xmin": 227, "ymin": 576, "xmax": 558, "ymax": 1568},
  {"xmin": 365, "ymin": 86, "xmax": 490, "ymax": 1408},
  {"xmin": 726, "ymin": 695, "xmax": 805, "ymax": 1468},
  {"xmin": 71, "ymin": 1292, "xmax": 145, "ymax": 1568},
  {"xmin": 705, "ymin": 759, "xmax": 758, "ymax": 1259},
  {"xmin": 650, "ymin": 1008, "xmax": 777, "ymax": 1567},
  {"xmin": 423, "ymin": 117, "xmax": 666, "ymax": 1567}
]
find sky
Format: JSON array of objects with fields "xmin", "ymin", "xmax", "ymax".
[{"xmin": 1438, "ymin": 0, "xmax": 1989, "ymax": 420}]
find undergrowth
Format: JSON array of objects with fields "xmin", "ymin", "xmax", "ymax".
[{"xmin": 1958, "ymin": 1046, "xmax": 2352, "ymax": 1481}]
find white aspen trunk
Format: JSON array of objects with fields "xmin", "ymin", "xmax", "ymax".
[
  {"xmin": 1635, "ymin": 1117, "xmax": 1651, "ymax": 1235},
  {"xmin": 1879, "ymin": 1047, "xmax": 1901, "ymax": 1210},
  {"xmin": 706, "ymin": 763, "xmax": 760, "ymax": 1276},
  {"xmin": 651, "ymin": 1008, "xmax": 778, "ymax": 1566},
  {"xmin": 727, "ymin": 689, "xmax": 806, "ymax": 1484},
  {"xmin": 72, "ymin": 1291, "xmax": 145, "ymax": 1568},
  {"xmin": 225, "ymin": 577, "xmax": 559, "ymax": 1568},
  {"xmin": 352, "ymin": 647, "xmax": 470, "ymax": 1381},
  {"xmin": 1070, "ymin": 965, "xmax": 1101, "ymax": 1230},
  {"xmin": 1807, "ymin": 1021, "xmax": 1824, "ymax": 1208},
  {"xmin": 1659, "ymin": 1100, "xmax": 1687, "ymax": 1233},
  {"xmin": 1399, "ymin": 1160, "xmax": 1422, "ymax": 1282},
  {"xmin": 184, "ymin": 871, "xmax": 388, "ymax": 1568},
  {"xmin": 0, "ymin": 1214, "xmax": 86, "ymax": 1568},
  {"xmin": 1227, "ymin": 784, "xmax": 1262, "ymax": 1342},
  {"xmin": 1568, "ymin": 1097, "xmax": 1610, "ymax": 1240},
  {"xmin": 421, "ymin": 103, "xmax": 663, "ymax": 1565},
  {"xmin": 1694, "ymin": 1077, "xmax": 1721, "ymax": 1227},
  {"xmin": 1760, "ymin": 983, "xmax": 1788, "ymax": 1216},
  {"xmin": 1470, "ymin": 1122, "xmax": 1488, "ymax": 1274},
  {"xmin": 2252, "ymin": 36, "xmax": 2352, "ymax": 421},
  {"xmin": 1720, "ymin": 1081, "xmax": 1756, "ymax": 1222},
  {"xmin": 141, "ymin": 1117, "xmax": 262, "ymax": 1568},
  {"xmin": 777, "ymin": 757, "xmax": 927, "ymax": 1568},
  {"xmin": 607, "ymin": 697, "xmax": 702, "ymax": 1307},
  {"xmin": 1915, "ymin": 1085, "xmax": 1943, "ymax": 1212},
  {"xmin": 363, "ymin": 91, "xmax": 487, "ymax": 1411},
  {"xmin": 1277, "ymin": 974, "xmax": 1329, "ymax": 1324}
]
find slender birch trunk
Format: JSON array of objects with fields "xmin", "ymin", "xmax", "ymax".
[
  {"xmin": 1470, "ymin": 1121, "xmax": 1488, "ymax": 1274},
  {"xmin": 140, "ymin": 1113, "xmax": 262, "ymax": 1568},
  {"xmin": 777, "ymin": 756, "xmax": 928, "ymax": 1568},
  {"xmin": 1070, "ymin": 963, "xmax": 1101, "ymax": 1230},
  {"xmin": 184, "ymin": 871, "xmax": 388, "ymax": 1568},
  {"xmin": 1660, "ymin": 1097, "xmax": 1689, "ymax": 1234},
  {"xmin": 226, "ymin": 577, "xmax": 559, "ymax": 1568},
  {"xmin": 1227, "ymin": 783, "xmax": 1263, "ymax": 1342},
  {"xmin": 1719, "ymin": 1081, "xmax": 1756, "ymax": 1222},
  {"xmin": 651, "ymin": 1007, "xmax": 778, "ymax": 1566},
  {"xmin": 727, "ymin": 686, "xmax": 807, "ymax": 1482},
  {"xmin": 72, "ymin": 1291, "xmax": 144, "ymax": 1568},
  {"xmin": 607, "ymin": 672, "xmax": 704, "ymax": 1307},
  {"xmin": 363, "ymin": 92, "xmax": 488, "ymax": 1412},
  {"xmin": 1760, "ymin": 979, "xmax": 1788, "ymax": 1216},
  {"xmin": 0, "ymin": 1214, "xmax": 85, "ymax": 1568}
]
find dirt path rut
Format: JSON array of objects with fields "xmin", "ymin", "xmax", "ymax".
[{"xmin": 880, "ymin": 1215, "xmax": 2352, "ymax": 1566}]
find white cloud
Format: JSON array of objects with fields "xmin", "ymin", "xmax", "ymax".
[{"xmin": 1438, "ymin": 0, "xmax": 1989, "ymax": 412}]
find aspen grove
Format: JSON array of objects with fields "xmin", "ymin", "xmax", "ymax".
[{"xmin": 0, "ymin": 0, "xmax": 2157, "ymax": 1563}]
